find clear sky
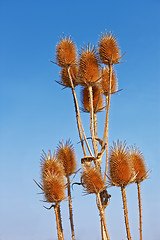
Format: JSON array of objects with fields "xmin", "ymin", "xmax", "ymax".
[{"xmin": 0, "ymin": 0, "xmax": 160, "ymax": 239}]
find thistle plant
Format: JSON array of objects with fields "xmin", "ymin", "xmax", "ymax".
[{"xmin": 34, "ymin": 30, "xmax": 150, "ymax": 240}]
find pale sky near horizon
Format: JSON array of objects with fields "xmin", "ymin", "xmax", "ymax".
[{"xmin": 0, "ymin": 0, "xmax": 160, "ymax": 239}]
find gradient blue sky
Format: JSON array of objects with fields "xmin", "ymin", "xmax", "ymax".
[{"xmin": 0, "ymin": 0, "xmax": 160, "ymax": 239}]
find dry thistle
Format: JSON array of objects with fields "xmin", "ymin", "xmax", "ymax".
[
  {"xmin": 81, "ymin": 166, "xmax": 106, "ymax": 194},
  {"xmin": 43, "ymin": 172, "xmax": 66, "ymax": 203},
  {"xmin": 41, "ymin": 150, "xmax": 64, "ymax": 181},
  {"xmin": 81, "ymin": 85, "xmax": 104, "ymax": 113},
  {"xmin": 129, "ymin": 146, "xmax": 149, "ymax": 183},
  {"xmin": 101, "ymin": 67, "xmax": 118, "ymax": 95},
  {"xmin": 56, "ymin": 36, "xmax": 77, "ymax": 67},
  {"xmin": 56, "ymin": 140, "xmax": 76, "ymax": 176},
  {"xmin": 60, "ymin": 65, "xmax": 78, "ymax": 88},
  {"xmin": 98, "ymin": 31, "xmax": 121, "ymax": 65},
  {"xmin": 109, "ymin": 141, "xmax": 134, "ymax": 187},
  {"xmin": 79, "ymin": 45, "xmax": 100, "ymax": 85}
]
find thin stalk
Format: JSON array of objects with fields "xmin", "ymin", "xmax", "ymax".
[
  {"xmin": 54, "ymin": 204, "xmax": 64, "ymax": 240},
  {"xmin": 103, "ymin": 64, "xmax": 112, "ymax": 182},
  {"xmin": 97, "ymin": 193, "xmax": 110, "ymax": 240},
  {"xmin": 121, "ymin": 187, "xmax": 132, "ymax": 240},
  {"xmin": 137, "ymin": 182, "xmax": 142, "ymax": 240},
  {"xmin": 94, "ymin": 113, "xmax": 98, "ymax": 156},
  {"xmin": 67, "ymin": 68, "xmax": 93, "ymax": 157},
  {"xmin": 67, "ymin": 176, "xmax": 75, "ymax": 240},
  {"xmin": 88, "ymin": 85, "xmax": 97, "ymax": 157}
]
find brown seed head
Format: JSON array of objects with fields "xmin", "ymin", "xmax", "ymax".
[
  {"xmin": 98, "ymin": 31, "xmax": 121, "ymax": 65},
  {"xmin": 43, "ymin": 172, "xmax": 66, "ymax": 203},
  {"xmin": 56, "ymin": 36, "xmax": 77, "ymax": 67},
  {"xmin": 56, "ymin": 140, "xmax": 76, "ymax": 176},
  {"xmin": 79, "ymin": 45, "xmax": 100, "ymax": 85},
  {"xmin": 60, "ymin": 65, "xmax": 78, "ymax": 88},
  {"xmin": 41, "ymin": 150, "xmax": 64, "ymax": 184},
  {"xmin": 109, "ymin": 141, "xmax": 133, "ymax": 187},
  {"xmin": 81, "ymin": 166, "xmax": 105, "ymax": 194},
  {"xmin": 129, "ymin": 146, "xmax": 148, "ymax": 183},
  {"xmin": 81, "ymin": 86, "xmax": 104, "ymax": 113},
  {"xmin": 101, "ymin": 67, "xmax": 118, "ymax": 95}
]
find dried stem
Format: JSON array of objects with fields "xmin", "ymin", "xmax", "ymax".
[
  {"xmin": 54, "ymin": 204, "xmax": 64, "ymax": 240},
  {"xmin": 67, "ymin": 175, "xmax": 76, "ymax": 240},
  {"xmin": 97, "ymin": 193, "xmax": 110, "ymax": 240},
  {"xmin": 137, "ymin": 182, "xmax": 142, "ymax": 240},
  {"xmin": 94, "ymin": 113, "xmax": 98, "ymax": 156},
  {"xmin": 67, "ymin": 67, "xmax": 93, "ymax": 156},
  {"xmin": 88, "ymin": 85, "xmax": 97, "ymax": 157},
  {"xmin": 103, "ymin": 64, "xmax": 112, "ymax": 182},
  {"xmin": 121, "ymin": 187, "xmax": 132, "ymax": 240}
]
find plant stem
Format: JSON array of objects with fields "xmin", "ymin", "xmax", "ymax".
[
  {"xmin": 67, "ymin": 176, "xmax": 76, "ymax": 240},
  {"xmin": 137, "ymin": 182, "xmax": 142, "ymax": 240},
  {"xmin": 103, "ymin": 64, "xmax": 112, "ymax": 182},
  {"xmin": 67, "ymin": 67, "xmax": 93, "ymax": 156},
  {"xmin": 94, "ymin": 113, "xmax": 98, "ymax": 156},
  {"xmin": 88, "ymin": 85, "xmax": 97, "ymax": 157},
  {"xmin": 97, "ymin": 193, "xmax": 110, "ymax": 240},
  {"xmin": 54, "ymin": 204, "xmax": 64, "ymax": 240},
  {"xmin": 121, "ymin": 187, "xmax": 132, "ymax": 240}
]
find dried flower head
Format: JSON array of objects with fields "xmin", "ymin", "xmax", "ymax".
[
  {"xmin": 129, "ymin": 146, "xmax": 149, "ymax": 183},
  {"xmin": 56, "ymin": 36, "xmax": 77, "ymax": 67},
  {"xmin": 41, "ymin": 150, "xmax": 64, "ymax": 183},
  {"xmin": 98, "ymin": 31, "xmax": 121, "ymax": 65},
  {"xmin": 81, "ymin": 166, "xmax": 105, "ymax": 194},
  {"xmin": 79, "ymin": 44, "xmax": 100, "ymax": 85},
  {"xmin": 101, "ymin": 67, "xmax": 118, "ymax": 95},
  {"xmin": 43, "ymin": 172, "xmax": 66, "ymax": 203},
  {"xmin": 60, "ymin": 65, "xmax": 78, "ymax": 88},
  {"xmin": 56, "ymin": 140, "xmax": 76, "ymax": 176},
  {"xmin": 81, "ymin": 86, "xmax": 104, "ymax": 113},
  {"xmin": 109, "ymin": 141, "xmax": 134, "ymax": 187}
]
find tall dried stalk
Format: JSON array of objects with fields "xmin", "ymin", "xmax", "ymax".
[
  {"xmin": 103, "ymin": 64, "xmax": 112, "ymax": 182},
  {"xmin": 137, "ymin": 182, "xmax": 142, "ymax": 240},
  {"xmin": 88, "ymin": 85, "xmax": 97, "ymax": 157},
  {"xmin": 97, "ymin": 193, "xmax": 110, "ymax": 240},
  {"xmin": 121, "ymin": 187, "xmax": 132, "ymax": 240},
  {"xmin": 67, "ymin": 67, "xmax": 93, "ymax": 157},
  {"xmin": 54, "ymin": 204, "xmax": 64, "ymax": 240},
  {"xmin": 67, "ymin": 176, "xmax": 76, "ymax": 240},
  {"xmin": 94, "ymin": 113, "xmax": 98, "ymax": 156}
]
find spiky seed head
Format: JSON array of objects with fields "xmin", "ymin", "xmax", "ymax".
[
  {"xmin": 101, "ymin": 67, "xmax": 118, "ymax": 95},
  {"xmin": 81, "ymin": 86, "xmax": 104, "ymax": 113},
  {"xmin": 43, "ymin": 172, "xmax": 66, "ymax": 203},
  {"xmin": 60, "ymin": 65, "xmax": 78, "ymax": 88},
  {"xmin": 81, "ymin": 166, "xmax": 105, "ymax": 194},
  {"xmin": 79, "ymin": 45, "xmax": 100, "ymax": 85},
  {"xmin": 41, "ymin": 150, "xmax": 64, "ymax": 183},
  {"xmin": 56, "ymin": 36, "xmax": 77, "ymax": 67},
  {"xmin": 56, "ymin": 140, "xmax": 76, "ymax": 176},
  {"xmin": 98, "ymin": 31, "xmax": 121, "ymax": 65},
  {"xmin": 109, "ymin": 141, "xmax": 133, "ymax": 187},
  {"xmin": 129, "ymin": 146, "xmax": 148, "ymax": 183}
]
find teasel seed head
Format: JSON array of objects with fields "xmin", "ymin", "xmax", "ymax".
[
  {"xmin": 109, "ymin": 141, "xmax": 134, "ymax": 187},
  {"xmin": 81, "ymin": 85, "xmax": 104, "ymax": 113},
  {"xmin": 101, "ymin": 67, "xmax": 118, "ymax": 95},
  {"xmin": 56, "ymin": 140, "xmax": 76, "ymax": 177},
  {"xmin": 41, "ymin": 150, "xmax": 64, "ymax": 183},
  {"xmin": 56, "ymin": 36, "xmax": 77, "ymax": 67},
  {"xmin": 60, "ymin": 65, "xmax": 78, "ymax": 88},
  {"xmin": 43, "ymin": 172, "xmax": 66, "ymax": 203},
  {"xmin": 129, "ymin": 146, "xmax": 150, "ymax": 183},
  {"xmin": 98, "ymin": 31, "xmax": 121, "ymax": 65},
  {"xmin": 81, "ymin": 166, "xmax": 106, "ymax": 194},
  {"xmin": 78, "ymin": 44, "xmax": 100, "ymax": 86}
]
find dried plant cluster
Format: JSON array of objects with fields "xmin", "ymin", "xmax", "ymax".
[{"xmin": 35, "ymin": 31, "xmax": 150, "ymax": 240}]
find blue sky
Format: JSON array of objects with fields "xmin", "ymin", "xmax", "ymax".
[{"xmin": 0, "ymin": 0, "xmax": 160, "ymax": 239}]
